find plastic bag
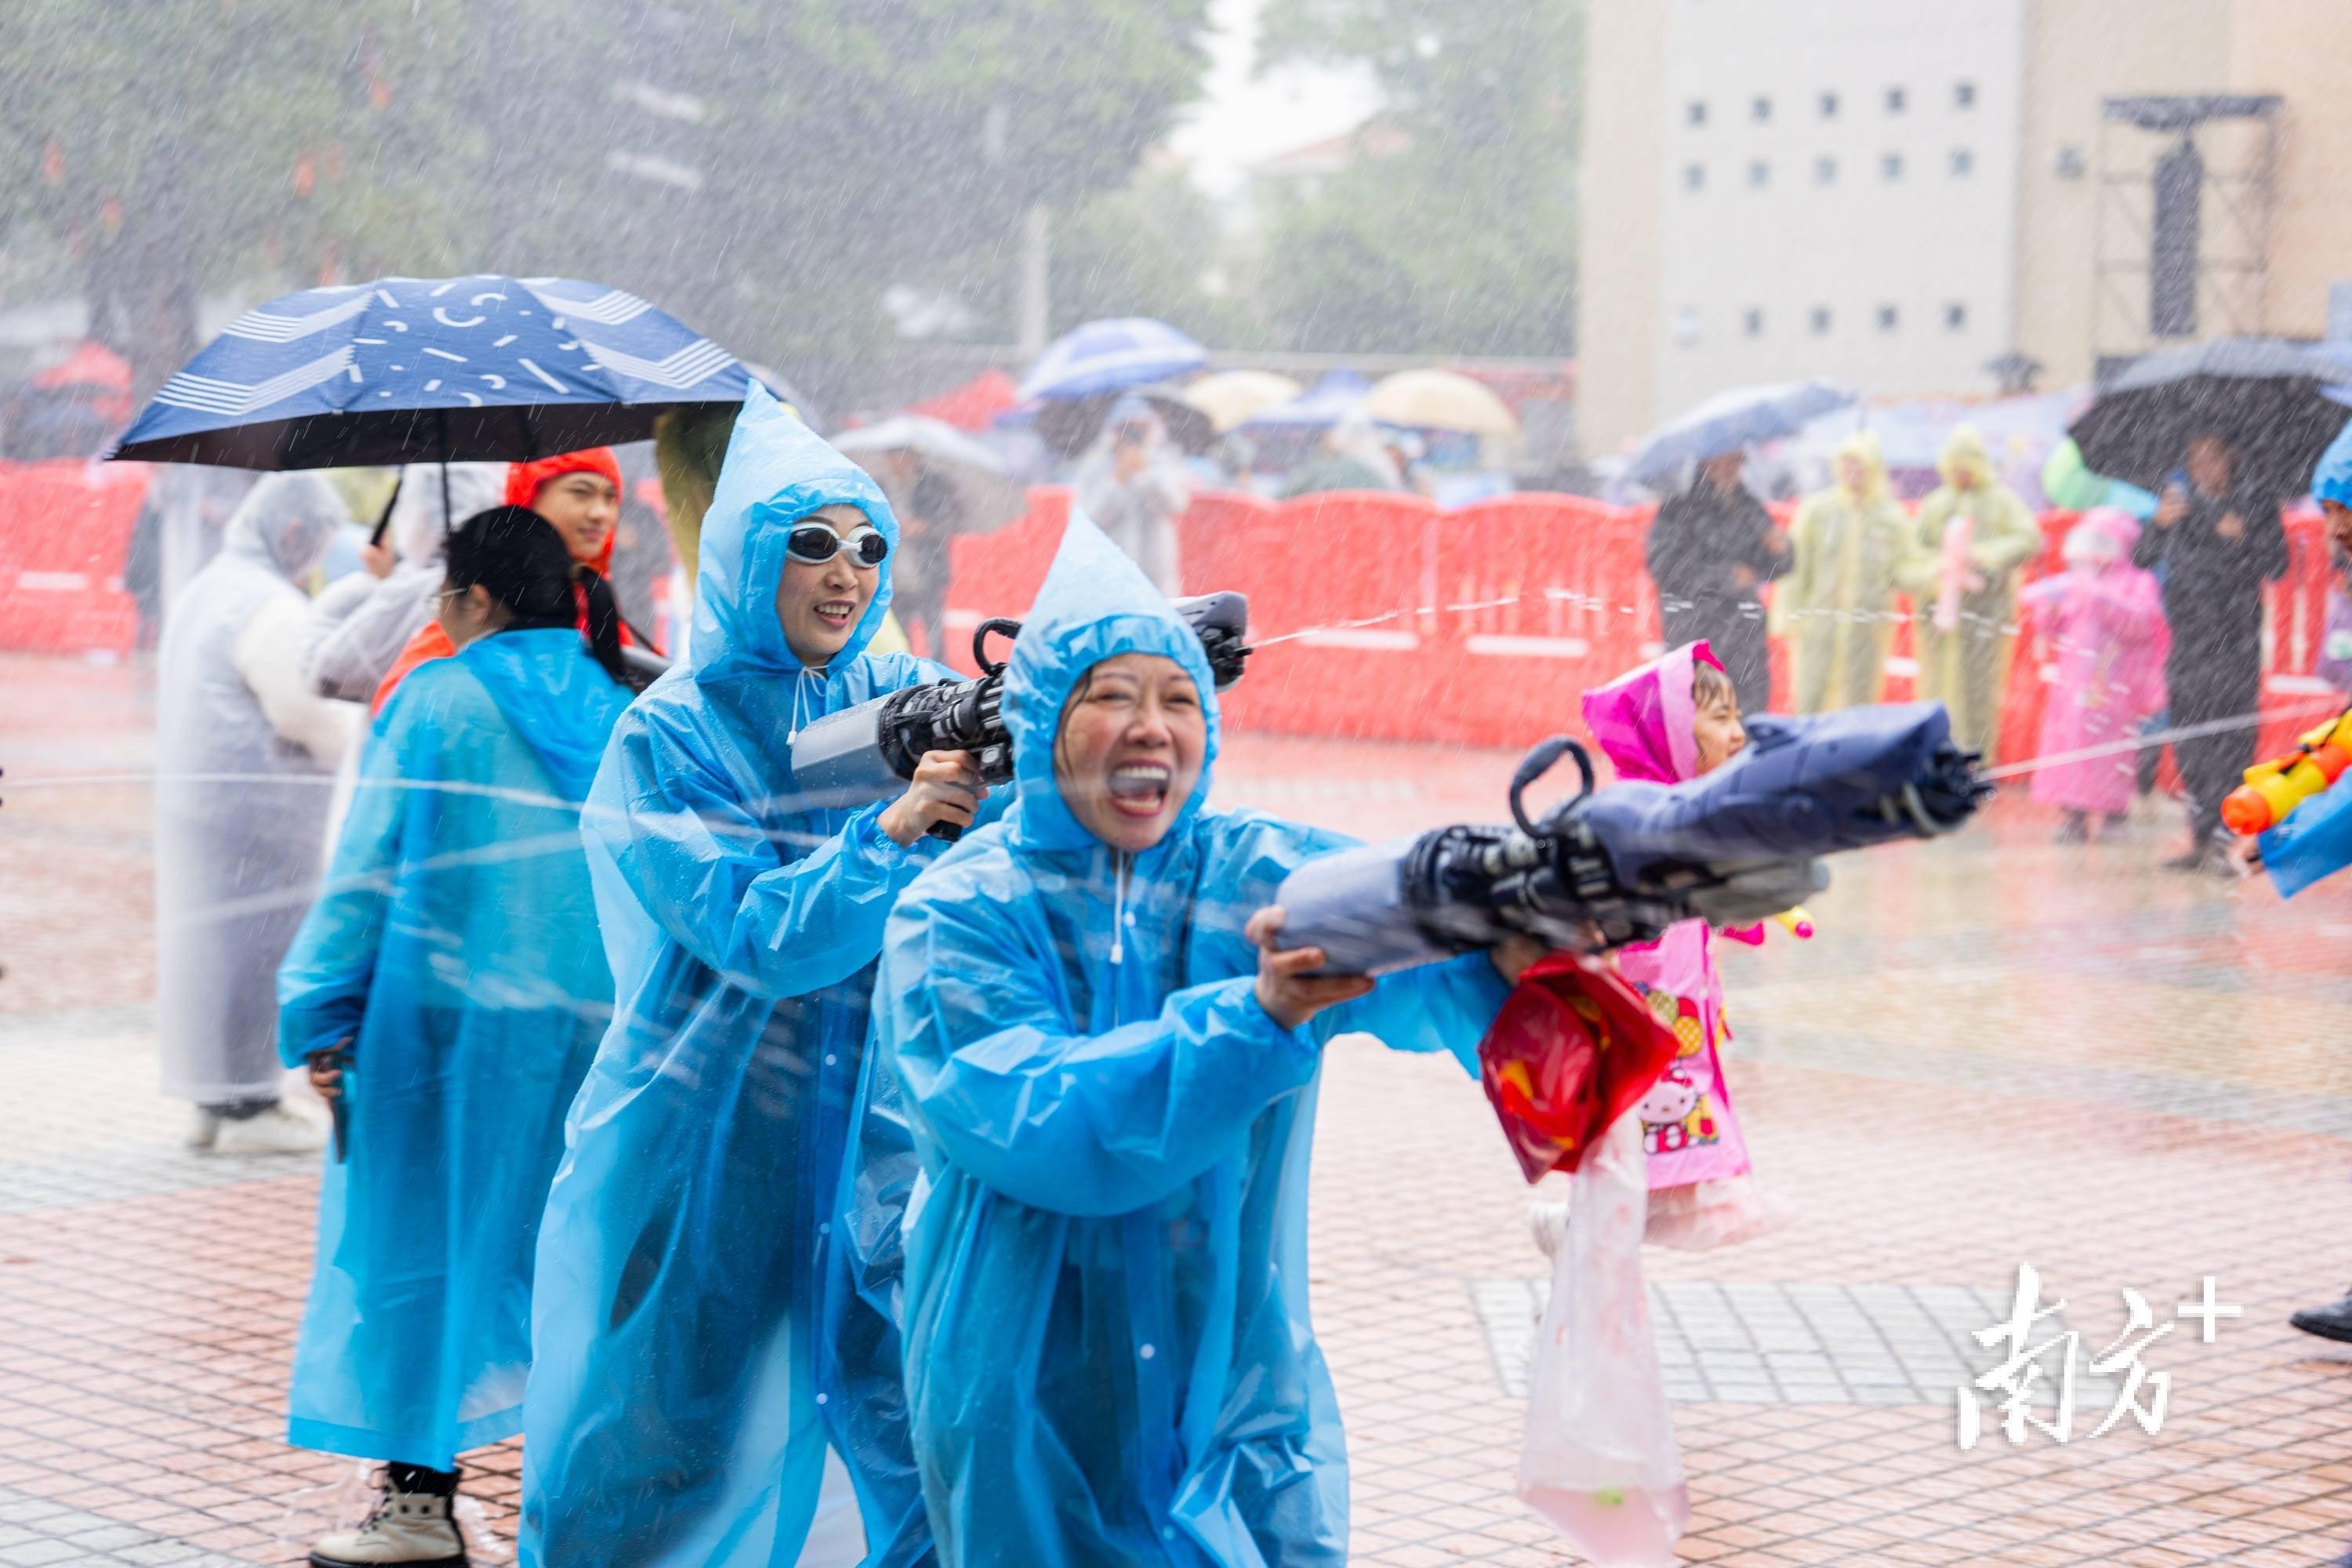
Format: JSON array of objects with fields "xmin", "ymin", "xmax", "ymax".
[
  {"xmin": 1519, "ymin": 1111, "xmax": 1691, "ymax": 1565},
  {"xmin": 1645, "ymin": 1174, "xmax": 1785, "ymax": 1250}
]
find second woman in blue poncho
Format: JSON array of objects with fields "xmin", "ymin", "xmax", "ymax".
[
  {"xmin": 875, "ymin": 516, "xmax": 1535, "ymax": 1566},
  {"xmin": 522, "ymin": 387, "xmax": 993, "ymax": 1567}
]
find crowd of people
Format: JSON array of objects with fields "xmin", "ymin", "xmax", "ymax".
[
  {"xmin": 1644, "ymin": 419, "xmax": 2346, "ymax": 873},
  {"xmin": 140, "ymin": 365, "xmax": 2352, "ymax": 1566}
]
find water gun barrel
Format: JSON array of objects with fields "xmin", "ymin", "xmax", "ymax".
[
  {"xmin": 1773, "ymin": 906, "xmax": 1817, "ymax": 939},
  {"xmin": 2221, "ymin": 707, "xmax": 2352, "ymax": 835}
]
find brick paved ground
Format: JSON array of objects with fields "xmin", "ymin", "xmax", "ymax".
[{"xmin": 6, "ymin": 652, "xmax": 2352, "ymax": 1566}]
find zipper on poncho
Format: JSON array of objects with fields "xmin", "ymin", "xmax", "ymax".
[{"xmin": 1109, "ymin": 851, "xmax": 1131, "ymax": 967}]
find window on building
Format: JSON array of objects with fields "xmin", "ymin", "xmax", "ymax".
[
  {"xmin": 1820, "ymin": 90, "xmax": 1839, "ymax": 118},
  {"xmin": 1955, "ymin": 80, "xmax": 1977, "ymax": 109},
  {"xmin": 1886, "ymin": 85, "xmax": 1907, "ymax": 113},
  {"xmin": 1810, "ymin": 307, "xmax": 1831, "ymax": 336},
  {"xmin": 1878, "ymin": 304, "xmax": 1900, "ymax": 332},
  {"xmin": 1951, "ymin": 147, "xmax": 1974, "ymax": 176},
  {"xmin": 1688, "ymin": 100, "xmax": 1707, "ymax": 127},
  {"xmin": 1945, "ymin": 301, "xmax": 1969, "ymax": 331},
  {"xmin": 1883, "ymin": 152, "xmax": 1904, "ymax": 180},
  {"xmin": 1815, "ymin": 155, "xmax": 1838, "ymax": 185},
  {"xmin": 1751, "ymin": 95, "xmax": 1771, "ymax": 123},
  {"xmin": 1684, "ymin": 162, "xmax": 1704, "ymax": 191},
  {"xmin": 1748, "ymin": 159, "xmax": 1769, "ymax": 188},
  {"xmin": 1744, "ymin": 308, "xmax": 1764, "ymax": 337}
]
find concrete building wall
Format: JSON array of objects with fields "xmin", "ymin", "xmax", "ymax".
[
  {"xmin": 2228, "ymin": 0, "xmax": 2352, "ymax": 342},
  {"xmin": 1575, "ymin": 1, "xmax": 1668, "ymax": 458}
]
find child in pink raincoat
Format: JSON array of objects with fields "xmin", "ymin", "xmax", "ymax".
[
  {"xmin": 1576, "ymin": 640, "xmax": 1778, "ymax": 1250},
  {"xmin": 2020, "ymin": 507, "xmax": 2171, "ymax": 843}
]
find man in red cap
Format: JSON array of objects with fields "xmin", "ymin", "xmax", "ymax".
[{"xmin": 369, "ymin": 448, "xmax": 625, "ymax": 712}]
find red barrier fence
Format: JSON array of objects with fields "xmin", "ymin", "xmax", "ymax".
[
  {"xmin": 946, "ymin": 487, "xmax": 2346, "ymax": 768},
  {"xmin": 0, "ymin": 460, "xmax": 152, "ymax": 657}
]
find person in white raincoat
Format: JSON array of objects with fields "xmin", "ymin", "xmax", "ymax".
[
  {"xmin": 305, "ymin": 462, "xmax": 507, "ymax": 702},
  {"xmin": 154, "ymin": 472, "xmax": 355, "ymax": 1153}
]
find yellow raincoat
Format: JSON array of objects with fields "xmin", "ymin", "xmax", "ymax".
[
  {"xmin": 1780, "ymin": 431, "xmax": 1915, "ymax": 712},
  {"xmin": 1896, "ymin": 426, "xmax": 2045, "ymax": 760}
]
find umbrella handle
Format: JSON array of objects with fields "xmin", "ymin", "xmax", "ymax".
[{"xmin": 368, "ymin": 472, "xmax": 404, "ymax": 548}]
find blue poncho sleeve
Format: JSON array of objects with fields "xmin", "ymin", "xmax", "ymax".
[
  {"xmin": 275, "ymin": 701, "xmax": 449, "ymax": 1068},
  {"xmin": 886, "ymin": 889, "xmax": 1320, "ymax": 1219},
  {"xmin": 591, "ymin": 701, "xmax": 934, "ymax": 999}
]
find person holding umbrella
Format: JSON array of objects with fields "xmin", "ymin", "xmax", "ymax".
[
  {"xmin": 1898, "ymin": 426, "xmax": 2045, "ymax": 764},
  {"xmin": 368, "ymin": 448, "xmax": 628, "ymax": 713},
  {"xmin": 305, "ymin": 462, "xmax": 510, "ymax": 703},
  {"xmin": 1644, "ymin": 448, "xmax": 1791, "ymax": 715},
  {"xmin": 2134, "ymin": 431, "xmax": 2289, "ymax": 872},
  {"xmin": 278, "ymin": 504, "xmax": 634, "ymax": 1566}
]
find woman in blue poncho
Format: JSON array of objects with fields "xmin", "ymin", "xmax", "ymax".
[
  {"xmin": 874, "ymin": 515, "xmax": 1537, "ymax": 1567},
  {"xmin": 277, "ymin": 505, "xmax": 635, "ymax": 1566},
  {"xmin": 522, "ymin": 387, "xmax": 993, "ymax": 1568}
]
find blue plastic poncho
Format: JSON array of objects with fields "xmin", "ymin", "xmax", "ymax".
[
  {"xmin": 276, "ymin": 626, "xmax": 631, "ymax": 1467},
  {"xmin": 523, "ymin": 386, "xmax": 991, "ymax": 1567},
  {"xmin": 2260, "ymin": 770, "xmax": 2352, "ymax": 898},
  {"xmin": 875, "ymin": 517, "xmax": 1512, "ymax": 1567},
  {"xmin": 2314, "ymin": 417, "xmax": 2352, "ymax": 509}
]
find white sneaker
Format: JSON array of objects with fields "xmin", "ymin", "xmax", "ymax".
[
  {"xmin": 185, "ymin": 1107, "xmax": 222, "ymax": 1150},
  {"xmin": 212, "ymin": 1101, "xmax": 326, "ymax": 1156},
  {"xmin": 310, "ymin": 1484, "xmax": 467, "ymax": 1567}
]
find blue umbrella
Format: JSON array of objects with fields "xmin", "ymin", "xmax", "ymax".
[
  {"xmin": 1628, "ymin": 378, "xmax": 1857, "ymax": 485},
  {"xmin": 1240, "ymin": 368, "xmax": 1373, "ymax": 430},
  {"xmin": 1017, "ymin": 317, "xmax": 1205, "ymax": 401},
  {"xmin": 111, "ymin": 274, "xmax": 752, "ymax": 470}
]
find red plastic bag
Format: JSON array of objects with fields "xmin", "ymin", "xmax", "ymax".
[{"xmin": 1477, "ymin": 953, "xmax": 1683, "ymax": 1184}]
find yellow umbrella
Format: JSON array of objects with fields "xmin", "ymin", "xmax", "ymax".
[
  {"xmin": 1366, "ymin": 369, "xmax": 1519, "ymax": 435},
  {"xmin": 1182, "ymin": 369, "xmax": 1305, "ymax": 432}
]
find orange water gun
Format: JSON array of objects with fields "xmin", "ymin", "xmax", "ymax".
[{"xmin": 2222, "ymin": 706, "xmax": 2352, "ymax": 836}]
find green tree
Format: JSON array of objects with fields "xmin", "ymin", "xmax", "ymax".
[
  {"xmin": 1253, "ymin": 0, "xmax": 1581, "ymax": 355},
  {"xmin": 0, "ymin": 1, "xmax": 1212, "ymax": 393}
]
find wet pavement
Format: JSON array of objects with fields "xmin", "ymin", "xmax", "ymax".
[{"xmin": 5, "ymin": 652, "xmax": 2352, "ymax": 1566}]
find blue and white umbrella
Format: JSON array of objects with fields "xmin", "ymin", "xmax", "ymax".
[
  {"xmin": 1016, "ymin": 317, "xmax": 1206, "ymax": 401},
  {"xmin": 1241, "ymin": 368, "xmax": 1374, "ymax": 430},
  {"xmin": 1628, "ymin": 378, "xmax": 1857, "ymax": 486},
  {"xmin": 111, "ymin": 274, "xmax": 753, "ymax": 469}
]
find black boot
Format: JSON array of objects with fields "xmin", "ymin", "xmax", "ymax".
[{"xmin": 2289, "ymin": 1292, "xmax": 2352, "ymax": 1346}]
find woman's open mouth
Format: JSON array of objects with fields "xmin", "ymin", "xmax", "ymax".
[
  {"xmin": 1104, "ymin": 760, "xmax": 1173, "ymax": 818},
  {"xmin": 811, "ymin": 599, "xmax": 858, "ymax": 631}
]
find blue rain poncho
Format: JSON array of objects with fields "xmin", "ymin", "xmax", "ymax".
[
  {"xmin": 522, "ymin": 386, "xmax": 995, "ymax": 1567},
  {"xmin": 875, "ymin": 517, "xmax": 1513, "ymax": 1567},
  {"xmin": 275, "ymin": 625, "xmax": 631, "ymax": 1467}
]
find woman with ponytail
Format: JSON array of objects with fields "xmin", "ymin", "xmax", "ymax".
[
  {"xmin": 368, "ymin": 446, "xmax": 632, "ymax": 713},
  {"xmin": 275, "ymin": 506, "xmax": 634, "ymax": 1567}
]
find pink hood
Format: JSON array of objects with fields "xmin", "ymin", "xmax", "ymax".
[{"xmin": 1581, "ymin": 640, "xmax": 1724, "ymax": 784}]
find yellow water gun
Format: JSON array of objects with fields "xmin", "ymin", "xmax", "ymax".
[{"xmin": 2222, "ymin": 706, "xmax": 2352, "ymax": 836}]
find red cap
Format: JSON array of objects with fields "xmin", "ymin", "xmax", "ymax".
[{"xmin": 506, "ymin": 448, "xmax": 624, "ymax": 569}]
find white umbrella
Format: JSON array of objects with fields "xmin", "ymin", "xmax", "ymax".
[{"xmin": 832, "ymin": 415, "xmax": 1026, "ymax": 535}]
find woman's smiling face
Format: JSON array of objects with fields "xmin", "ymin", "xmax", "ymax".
[
  {"xmin": 1053, "ymin": 652, "xmax": 1207, "ymax": 853},
  {"xmin": 774, "ymin": 503, "xmax": 880, "ymax": 666}
]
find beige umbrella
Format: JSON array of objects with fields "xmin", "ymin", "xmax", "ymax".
[
  {"xmin": 1182, "ymin": 369, "xmax": 1305, "ymax": 433},
  {"xmin": 1366, "ymin": 368, "xmax": 1519, "ymax": 435}
]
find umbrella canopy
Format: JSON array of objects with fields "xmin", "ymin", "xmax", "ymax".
[
  {"xmin": 1242, "ymin": 368, "xmax": 1374, "ymax": 431},
  {"xmin": 1366, "ymin": 368, "xmax": 1519, "ymax": 436},
  {"xmin": 1182, "ymin": 369, "xmax": 1302, "ymax": 433},
  {"xmin": 111, "ymin": 274, "xmax": 752, "ymax": 470},
  {"xmin": 1017, "ymin": 317, "xmax": 1206, "ymax": 401},
  {"xmin": 831, "ymin": 414, "xmax": 1026, "ymax": 535},
  {"xmin": 1630, "ymin": 378, "xmax": 1858, "ymax": 485},
  {"xmin": 909, "ymin": 368, "xmax": 1020, "ymax": 432},
  {"xmin": 2067, "ymin": 336, "xmax": 2352, "ymax": 498}
]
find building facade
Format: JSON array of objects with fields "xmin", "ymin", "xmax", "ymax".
[{"xmin": 1577, "ymin": 0, "xmax": 2352, "ymax": 457}]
